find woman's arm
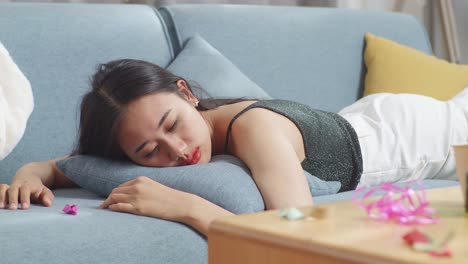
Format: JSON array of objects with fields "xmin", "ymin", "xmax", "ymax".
[
  {"xmin": 182, "ymin": 194, "xmax": 234, "ymax": 236},
  {"xmin": 13, "ymin": 156, "xmax": 76, "ymax": 189},
  {"xmin": 0, "ymin": 156, "xmax": 77, "ymax": 210},
  {"xmin": 50, "ymin": 156, "xmax": 79, "ymax": 188},
  {"xmin": 99, "ymin": 176, "xmax": 233, "ymax": 236},
  {"xmin": 229, "ymin": 109, "xmax": 313, "ymax": 210}
]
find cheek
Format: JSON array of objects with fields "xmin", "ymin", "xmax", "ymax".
[
  {"xmin": 198, "ymin": 121, "xmax": 211, "ymax": 144},
  {"xmin": 182, "ymin": 114, "xmax": 206, "ymax": 139}
]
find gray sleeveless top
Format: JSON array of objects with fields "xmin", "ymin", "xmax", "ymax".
[{"xmin": 224, "ymin": 100, "xmax": 362, "ymax": 192}]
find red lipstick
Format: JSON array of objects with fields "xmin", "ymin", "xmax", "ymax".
[{"xmin": 185, "ymin": 147, "xmax": 201, "ymax": 165}]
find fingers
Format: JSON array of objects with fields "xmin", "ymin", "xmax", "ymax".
[
  {"xmin": 98, "ymin": 185, "xmax": 135, "ymax": 209},
  {"xmin": 110, "ymin": 185, "xmax": 134, "ymax": 195},
  {"xmin": 108, "ymin": 181, "xmax": 145, "ymax": 197},
  {"xmin": 7, "ymin": 184, "xmax": 19, "ymax": 210},
  {"xmin": 108, "ymin": 203, "xmax": 134, "ymax": 214},
  {"xmin": 0, "ymin": 184, "xmax": 9, "ymax": 209},
  {"xmin": 100, "ymin": 193, "xmax": 129, "ymax": 209},
  {"xmin": 19, "ymin": 185, "xmax": 31, "ymax": 209},
  {"xmin": 38, "ymin": 187, "xmax": 55, "ymax": 207},
  {"xmin": 1, "ymin": 183, "xmax": 55, "ymax": 210},
  {"xmin": 117, "ymin": 180, "xmax": 135, "ymax": 188}
]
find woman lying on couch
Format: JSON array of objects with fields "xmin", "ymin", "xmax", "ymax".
[{"xmin": 1, "ymin": 59, "xmax": 467, "ymax": 236}]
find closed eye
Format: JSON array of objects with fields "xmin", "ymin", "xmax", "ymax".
[
  {"xmin": 168, "ymin": 120, "xmax": 178, "ymax": 132},
  {"xmin": 145, "ymin": 145, "xmax": 160, "ymax": 159}
]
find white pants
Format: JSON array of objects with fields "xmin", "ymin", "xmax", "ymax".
[{"xmin": 339, "ymin": 88, "xmax": 468, "ymax": 187}]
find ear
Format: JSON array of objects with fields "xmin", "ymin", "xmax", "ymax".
[{"xmin": 176, "ymin": 80, "xmax": 199, "ymax": 106}]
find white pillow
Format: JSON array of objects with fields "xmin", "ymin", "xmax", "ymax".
[{"xmin": 0, "ymin": 42, "xmax": 34, "ymax": 160}]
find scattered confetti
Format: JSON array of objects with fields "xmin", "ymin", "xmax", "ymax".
[
  {"xmin": 403, "ymin": 229, "xmax": 431, "ymax": 245},
  {"xmin": 278, "ymin": 207, "xmax": 328, "ymax": 221},
  {"xmin": 63, "ymin": 204, "xmax": 78, "ymax": 215},
  {"xmin": 353, "ymin": 181, "xmax": 438, "ymax": 225},
  {"xmin": 279, "ymin": 207, "xmax": 305, "ymax": 220},
  {"xmin": 402, "ymin": 229, "xmax": 453, "ymax": 258}
]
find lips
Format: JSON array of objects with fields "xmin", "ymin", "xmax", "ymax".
[{"xmin": 184, "ymin": 147, "xmax": 201, "ymax": 165}]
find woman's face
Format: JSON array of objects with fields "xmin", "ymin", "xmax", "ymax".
[{"xmin": 117, "ymin": 89, "xmax": 212, "ymax": 167}]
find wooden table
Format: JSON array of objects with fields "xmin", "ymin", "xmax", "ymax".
[{"xmin": 208, "ymin": 186, "xmax": 467, "ymax": 264}]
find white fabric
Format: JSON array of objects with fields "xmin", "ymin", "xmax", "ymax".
[
  {"xmin": 0, "ymin": 42, "xmax": 34, "ymax": 160},
  {"xmin": 339, "ymin": 88, "xmax": 468, "ymax": 187}
]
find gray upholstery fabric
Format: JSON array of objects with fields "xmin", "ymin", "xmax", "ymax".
[
  {"xmin": 0, "ymin": 188, "xmax": 207, "ymax": 264},
  {"xmin": 160, "ymin": 5, "xmax": 432, "ymax": 113},
  {"xmin": 167, "ymin": 35, "xmax": 271, "ymax": 99},
  {"xmin": 0, "ymin": 3, "xmax": 173, "ymax": 182},
  {"xmin": 56, "ymin": 155, "xmax": 342, "ymax": 214},
  {"xmin": 0, "ymin": 180, "xmax": 458, "ymax": 264}
]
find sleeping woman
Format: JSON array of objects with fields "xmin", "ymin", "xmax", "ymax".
[{"xmin": 1, "ymin": 59, "xmax": 466, "ymax": 236}]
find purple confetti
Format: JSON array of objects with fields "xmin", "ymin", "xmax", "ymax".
[{"xmin": 63, "ymin": 204, "xmax": 78, "ymax": 215}]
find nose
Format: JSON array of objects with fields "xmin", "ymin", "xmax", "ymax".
[{"xmin": 163, "ymin": 136, "xmax": 187, "ymax": 161}]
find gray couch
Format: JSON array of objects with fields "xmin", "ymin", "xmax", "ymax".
[{"xmin": 0, "ymin": 3, "xmax": 458, "ymax": 264}]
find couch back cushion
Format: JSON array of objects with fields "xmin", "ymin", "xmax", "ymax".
[
  {"xmin": 0, "ymin": 3, "xmax": 173, "ymax": 182},
  {"xmin": 160, "ymin": 4, "xmax": 432, "ymax": 112}
]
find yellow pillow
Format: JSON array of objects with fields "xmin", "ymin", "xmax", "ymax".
[{"xmin": 364, "ymin": 33, "xmax": 468, "ymax": 100}]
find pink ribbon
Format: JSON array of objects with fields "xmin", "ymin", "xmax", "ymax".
[{"xmin": 353, "ymin": 181, "xmax": 438, "ymax": 225}]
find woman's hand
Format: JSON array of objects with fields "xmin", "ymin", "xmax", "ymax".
[
  {"xmin": 100, "ymin": 176, "xmax": 192, "ymax": 222},
  {"xmin": 1, "ymin": 158, "xmax": 76, "ymax": 210},
  {"xmin": 0, "ymin": 175, "xmax": 54, "ymax": 210}
]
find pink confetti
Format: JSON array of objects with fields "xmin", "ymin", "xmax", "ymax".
[
  {"xmin": 63, "ymin": 204, "xmax": 78, "ymax": 215},
  {"xmin": 353, "ymin": 181, "xmax": 438, "ymax": 225},
  {"xmin": 402, "ymin": 229, "xmax": 453, "ymax": 258},
  {"xmin": 428, "ymin": 246, "xmax": 452, "ymax": 258},
  {"xmin": 403, "ymin": 229, "xmax": 431, "ymax": 245}
]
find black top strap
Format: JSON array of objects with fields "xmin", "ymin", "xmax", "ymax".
[{"xmin": 223, "ymin": 103, "xmax": 260, "ymax": 153}]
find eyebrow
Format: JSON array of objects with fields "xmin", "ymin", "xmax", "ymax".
[{"xmin": 134, "ymin": 109, "xmax": 172, "ymax": 154}]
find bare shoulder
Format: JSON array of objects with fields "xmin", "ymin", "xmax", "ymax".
[
  {"xmin": 228, "ymin": 108, "xmax": 276, "ymax": 140},
  {"xmin": 230, "ymin": 107, "xmax": 292, "ymax": 143},
  {"xmin": 231, "ymin": 105, "xmax": 299, "ymax": 136},
  {"xmin": 228, "ymin": 106, "xmax": 306, "ymax": 161}
]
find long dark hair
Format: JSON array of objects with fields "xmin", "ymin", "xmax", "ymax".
[{"xmin": 73, "ymin": 59, "xmax": 249, "ymax": 160}]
